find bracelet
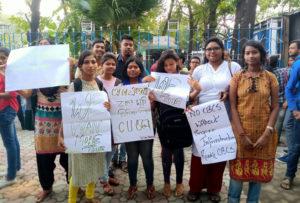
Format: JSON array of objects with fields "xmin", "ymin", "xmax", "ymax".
[{"xmin": 266, "ymin": 126, "xmax": 274, "ymax": 133}]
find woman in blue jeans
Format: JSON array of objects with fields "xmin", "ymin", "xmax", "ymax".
[
  {"xmin": 121, "ymin": 56, "xmax": 155, "ymax": 200},
  {"xmin": 0, "ymin": 47, "xmax": 24, "ymax": 188}
]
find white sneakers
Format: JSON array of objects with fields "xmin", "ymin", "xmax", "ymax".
[{"xmin": 0, "ymin": 179, "xmax": 17, "ymax": 189}]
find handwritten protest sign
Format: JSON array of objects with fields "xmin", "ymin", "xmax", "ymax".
[
  {"xmin": 5, "ymin": 45, "xmax": 70, "ymax": 91},
  {"xmin": 109, "ymin": 83, "xmax": 154, "ymax": 143},
  {"xmin": 61, "ymin": 91, "xmax": 111, "ymax": 153},
  {"xmin": 148, "ymin": 72, "xmax": 190, "ymax": 109},
  {"xmin": 186, "ymin": 100, "xmax": 236, "ymax": 164}
]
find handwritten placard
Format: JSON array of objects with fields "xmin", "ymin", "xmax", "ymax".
[
  {"xmin": 109, "ymin": 83, "xmax": 154, "ymax": 143},
  {"xmin": 148, "ymin": 72, "xmax": 190, "ymax": 109},
  {"xmin": 5, "ymin": 45, "xmax": 70, "ymax": 91},
  {"xmin": 61, "ymin": 91, "xmax": 111, "ymax": 153},
  {"xmin": 186, "ymin": 100, "xmax": 237, "ymax": 164}
]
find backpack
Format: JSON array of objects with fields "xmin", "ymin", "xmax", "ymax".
[
  {"xmin": 73, "ymin": 78, "xmax": 104, "ymax": 92},
  {"xmin": 157, "ymin": 103, "xmax": 193, "ymax": 149}
]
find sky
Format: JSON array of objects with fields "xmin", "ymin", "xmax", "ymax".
[{"xmin": 1, "ymin": 0, "xmax": 61, "ymax": 16}]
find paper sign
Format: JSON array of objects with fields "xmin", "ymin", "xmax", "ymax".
[
  {"xmin": 5, "ymin": 44, "xmax": 70, "ymax": 91},
  {"xmin": 109, "ymin": 83, "xmax": 154, "ymax": 143},
  {"xmin": 61, "ymin": 91, "xmax": 111, "ymax": 153},
  {"xmin": 186, "ymin": 100, "xmax": 237, "ymax": 164},
  {"xmin": 148, "ymin": 72, "xmax": 190, "ymax": 109}
]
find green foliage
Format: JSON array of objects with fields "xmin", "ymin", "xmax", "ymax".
[
  {"xmin": 73, "ymin": 0, "xmax": 160, "ymax": 30},
  {"xmin": 8, "ymin": 16, "xmax": 30, "ymax": 33}
]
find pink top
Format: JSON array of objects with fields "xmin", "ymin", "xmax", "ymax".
[
  {"xmin": 0, "ymin": 73, "xmax": 19, "ymax": 112},
  {"xmin": 97, "ymin": 76, "xmax": 117, "ymax": 92}
]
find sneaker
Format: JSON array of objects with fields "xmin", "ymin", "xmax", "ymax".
[
  {"xmin": 0, "ymin": 179, "xmax": 17, "ymax": 189},
  {"xmin": 276, "ymin": 155, "xmax": 288, "ymax": 163}
]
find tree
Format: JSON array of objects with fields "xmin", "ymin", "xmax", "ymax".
[
  {"xmin": 26, "ymin": 0, "xmax": 42, "ymax": 45},
  {"xmin": 231, "ymin": 0, "xmax": 258, "ymax": 61},
  {"xmin": 73, "ymin": 0, "xmax": 160, "ymax": 50},
  {"xmin": 162, "ymin": 0, "xmax": 175, "ymax": 36}
]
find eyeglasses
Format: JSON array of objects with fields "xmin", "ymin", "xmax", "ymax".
[
  {"xmin": 248, "ymin": 77, "xmax": 258, "ymax": 93},
  {"xmin": 205, "ymin": 47, "xmax": 221, "ymax": 52}
]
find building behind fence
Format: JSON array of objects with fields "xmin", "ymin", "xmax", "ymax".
[{"xmin": 1, "ymin": 11, "xmax": 299, "ymax": 69}]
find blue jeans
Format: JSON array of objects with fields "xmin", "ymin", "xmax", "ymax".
[
  {"xmin": 275, "ymin": 105, "xmax": 287, "ymax": 141},
  {"xmin": 125, "ymin": 140, "xmax": 154, "ymax": 186},
  {"xmin": 285, "ymin": 101, "xmax": 300, "ymax": 179},
  {"xmin": 228, "ymin": 179, "xmax": 261, "ymax": 203},
  {"xmin": 101, "ymin": 146, "xmax": 116, "ymax": 182},
  {"xmin": 283, "ymin": 110, "xmax": 294, "ymax": 152},
  {"xmin": 112, "ymin": 143, "xmax": 126, "ymax": 163},
  {"xmin": 0, "ymin": 106, "xmax": 21, "ymax": 180}
]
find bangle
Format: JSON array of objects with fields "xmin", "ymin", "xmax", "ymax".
[{"xmin": 266, "ymin": 126, "xmax": 274, "ymax": 133}]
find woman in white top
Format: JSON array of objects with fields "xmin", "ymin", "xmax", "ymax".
[{"xmin": 188, "ymin": 37, "xmax": 241, "ymax": 202}]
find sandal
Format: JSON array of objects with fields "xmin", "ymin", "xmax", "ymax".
[
  {"xmin": 127, "ymin": 185, "xmax": 137, "ymax": 200},
  {"xmin": 187, "ymin": 191, "xmax": 199, "ymax": 202},
  {"xmin": 102, "ymin": 182, "xmax": 114, "ymax": 196},
  {"xmin": 208, "ymin": 192, "xmax": 221, "ymax": 203},
  {"xmin": 163, "ymin": 183, "xmax": 172, "ymax": 198},
  {"xmin": 108, "ymin": 177, "xmax": 119, "ymax": 186},
  {"xmin": 146, "ymin": 185, "xmax": 156, "ymax": 200},
  {"xmin": 36, "ymin": 189, "xmax": 52, "ymax": 203},
  {"xmin": 174, "ymin": 183, "xmax": 184, "ymax": 197},
  {"xmin": 85, "ymin": 198, "xmax": 101, "ymax": 203},
  {"xmin": 281, "ymin": 177, "xmax": 293, "ymax": 190}
]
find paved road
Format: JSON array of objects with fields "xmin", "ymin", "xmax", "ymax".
[{"xmin": 0, "ymin": 121, "xmax": 300, "ymax": 203}]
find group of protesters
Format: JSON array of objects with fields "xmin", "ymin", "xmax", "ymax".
[{"xmin": 0, "ymin": 33, "xmax": 300, "ymax": 203}]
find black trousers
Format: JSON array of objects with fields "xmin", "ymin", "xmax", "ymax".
[{"xmin": 36, "ymin": 153, "xmax": 68, "ymax": 190}]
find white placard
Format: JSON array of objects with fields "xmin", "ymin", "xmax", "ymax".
[
  {"xmin": 186, "ymin": 100, "xmax": 237, "ymax": 164},
  {"xmin": 149, "ymin": 72, "xmax": 190, "ymax": 109},
  {"xmin": 61, "ymin": 91, "xmax": 111, "ymax": 153},
  {"xmin": 5, "ymin": 44, "xmax": 70, "ymax": 91},
  {"xmin": 109, "ymin": 83, "xmax": 154, "ymax": 143}
]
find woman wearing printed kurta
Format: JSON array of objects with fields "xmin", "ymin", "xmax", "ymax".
[
  {"xmin": 228, "ymin": 40, "xmax": 279, "ymax": 203},
  {"xmin": 189, "ymin": 37, "xmax": 241, "ymax": 202},
  {"xmin": 58, "ymin": 50, "xmax": 109, "ymax": 203},
  {"xmin": 19, "ymin": 39, "xmax": 69, "ymax": 202}
]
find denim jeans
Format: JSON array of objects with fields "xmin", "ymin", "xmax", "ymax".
[
  {"xmin": 125, "ymin": 140, "xmax": 154, "ymax": 186},
  {"xmin": 275, "ymin": 105, "xmax": 287, "ymax": 141},
  {"xmin": 228, "ymin": 179, "xmax": 261, "ymax": 203},
  {"xmin": 0, "ymin": 106, "xmax": 21, "ymax": 181},
  {"xmin": 285, "ymin": 101, "xmax": 300, "ymax": 179},
  {"xmin": 283, "ymin": 110, "xmax": 294, "ymax": 153},
  {"xmin": 101, "ymin": 146, "xmax": 116, "ymax": 182},
  {"xmin": 112, "ymin": 143, "xmax": 127, "ymax": 163}
]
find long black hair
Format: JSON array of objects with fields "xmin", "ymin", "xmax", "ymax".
[
  {"xmin": 122, "ymin": 56, "xmax": 144, "ymax": 81},
  {"xmin": 241, "ymin": 40, "xmax": 267, "ymax": 67},
  {"xmin": 156, "ymin": 49, "xmax": 180, "ymax": 73}
]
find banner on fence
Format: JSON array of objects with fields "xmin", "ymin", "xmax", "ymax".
[
  {"xmin": 149, "ymin": 72, "xmax": 190, "ymax": 109},
  {"xmin": 186, "ymin": 100, "xmax": 236, "ymax": 164},
  {"xmin": 109, "ymin": 83, "xmax": 154, "ymax": 143},
  {"xmin": 61, "ymin": 91, "xmax": 111, "ymax": 153},
  {"xmin": 5, "ymin": 44, "xmax": 70, "ymax": 91}
]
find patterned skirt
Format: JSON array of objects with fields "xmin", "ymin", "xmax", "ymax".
[{"xmin": 34, "ymin": 101, "xmax": 64, "ymax": 154}]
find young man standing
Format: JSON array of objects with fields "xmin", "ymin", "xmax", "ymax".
[{"xmin": 281, "ymin": 40, "xmax": 300, "ymax": 190}]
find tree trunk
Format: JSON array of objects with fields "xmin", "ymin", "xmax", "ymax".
[
  {"xmin": 206, "ymin": 0, "xmax": 221, "ymax": 37},
  {"xmin": 188, "ymin": 4, "xmax": 194, "ymax": 54},
  {"xmin": 231, "ymin": 0, "xmax": 258, "ymax": 62},
  {"xmin": 162, "ymin": 0, "xmax": 175, "ymax": 36},
  {"xmin": 29, "ymin": 0, "xmax": 41, "ymax": 45}
]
